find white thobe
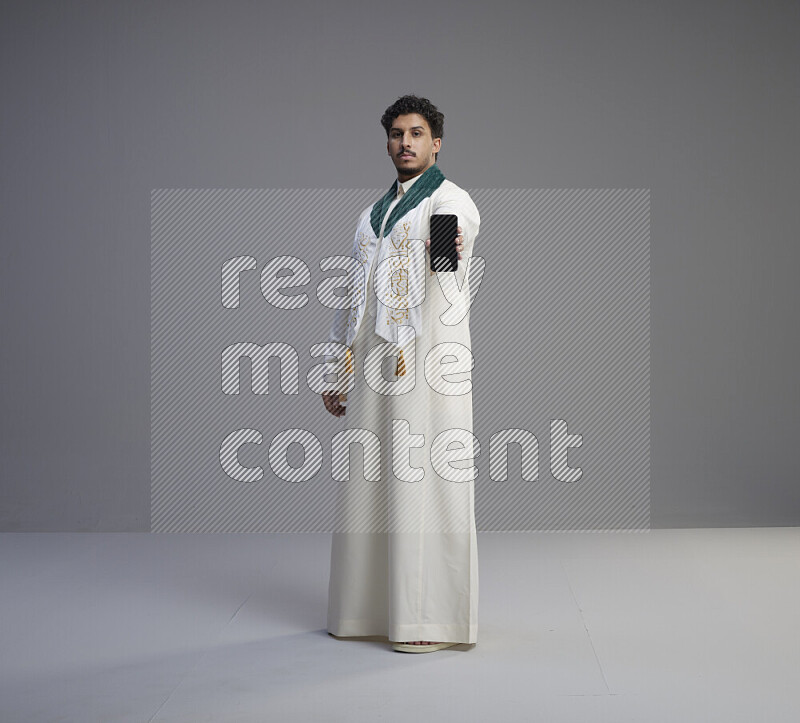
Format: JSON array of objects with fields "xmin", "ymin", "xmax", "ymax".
[{"xmin": 327, "ymin": 169, "xmax": 480, "ymax": 645}]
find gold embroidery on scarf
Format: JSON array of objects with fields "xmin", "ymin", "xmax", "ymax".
[
  {"xmin": 383, "ymin": 223, "xmax": 413, "ymax": 377},
  {"xmin": 384, "ymin": 222, "xmax": 411, "ymax": 327}
]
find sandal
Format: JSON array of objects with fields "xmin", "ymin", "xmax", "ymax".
[{"xmin": 392, "ymin": 641, "xmax": 458, "ymax": 653}]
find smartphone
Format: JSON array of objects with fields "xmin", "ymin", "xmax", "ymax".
[{"xmin": 429, "ymin": 213, "xmax": 458, "ymax": 273}]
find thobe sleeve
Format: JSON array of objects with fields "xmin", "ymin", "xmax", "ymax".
[
  {"xmin": 324, "ymin": 208, "xmax": 371, "ymax": 398},
  {"xmin": 326, "ymin": 296, "xmax": 349, "ymax": 347},
  {"xmin": 326, "ymin": 207, "xmax": 371, "ymax": 348},
  {"xmin": 428, "ymin": 188, "xmax": 481, "ymax": 333},
  {"xmin": 323, "ymin": 298, "xmax": 350, "ymax": 397},
  {"xmin": 431, "ymin": 188, "xmax": 481, "ymax": 268}
]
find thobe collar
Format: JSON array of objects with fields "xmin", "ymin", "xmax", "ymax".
[
  {"xmin": 369, "ymin": 163, "xmax": 446, "ymax": 238},
  {"xmin": 396, "ymin": 172, "xmax": 423, "ymax": 198}
]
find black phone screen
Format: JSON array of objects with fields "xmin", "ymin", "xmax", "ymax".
[{"xmin": 429, "ymin": 213, "xmax": 459, "ymax": 273}]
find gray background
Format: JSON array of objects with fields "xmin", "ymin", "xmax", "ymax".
[{"xmin": 1, "ymin": 0, "xmax": 797, "ymax": 531}]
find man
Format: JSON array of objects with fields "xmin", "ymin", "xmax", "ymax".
[{"xmin": 323, "ymin": 95, "xmax": 480, "ymax": 653}]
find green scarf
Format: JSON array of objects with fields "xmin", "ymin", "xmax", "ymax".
[{"xmin": 370, "ymin": 163, "xmax": 446, "ymax": 238}]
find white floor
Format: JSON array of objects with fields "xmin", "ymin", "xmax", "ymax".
[{"xmin": 1, "ymin": 529, "xmax": 798, "ymax": 722}]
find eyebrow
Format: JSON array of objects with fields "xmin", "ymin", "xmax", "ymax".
[{"xmin": 390, "ymin": 126, "xmax": 425, "ymax": 132}]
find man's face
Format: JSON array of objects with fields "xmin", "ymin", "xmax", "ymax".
[{"xmin": 386, "ymin": 113, "xmax": 441, "ymax": 181}]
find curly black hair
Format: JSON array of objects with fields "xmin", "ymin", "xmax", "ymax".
[{"xmin": 380, "ymin": 94, "xmax": 444, "ymax": 161}]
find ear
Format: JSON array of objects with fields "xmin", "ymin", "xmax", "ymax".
[{"xmin": 433, "ymin": 137, "xmax": 442, "ymax": 153}]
